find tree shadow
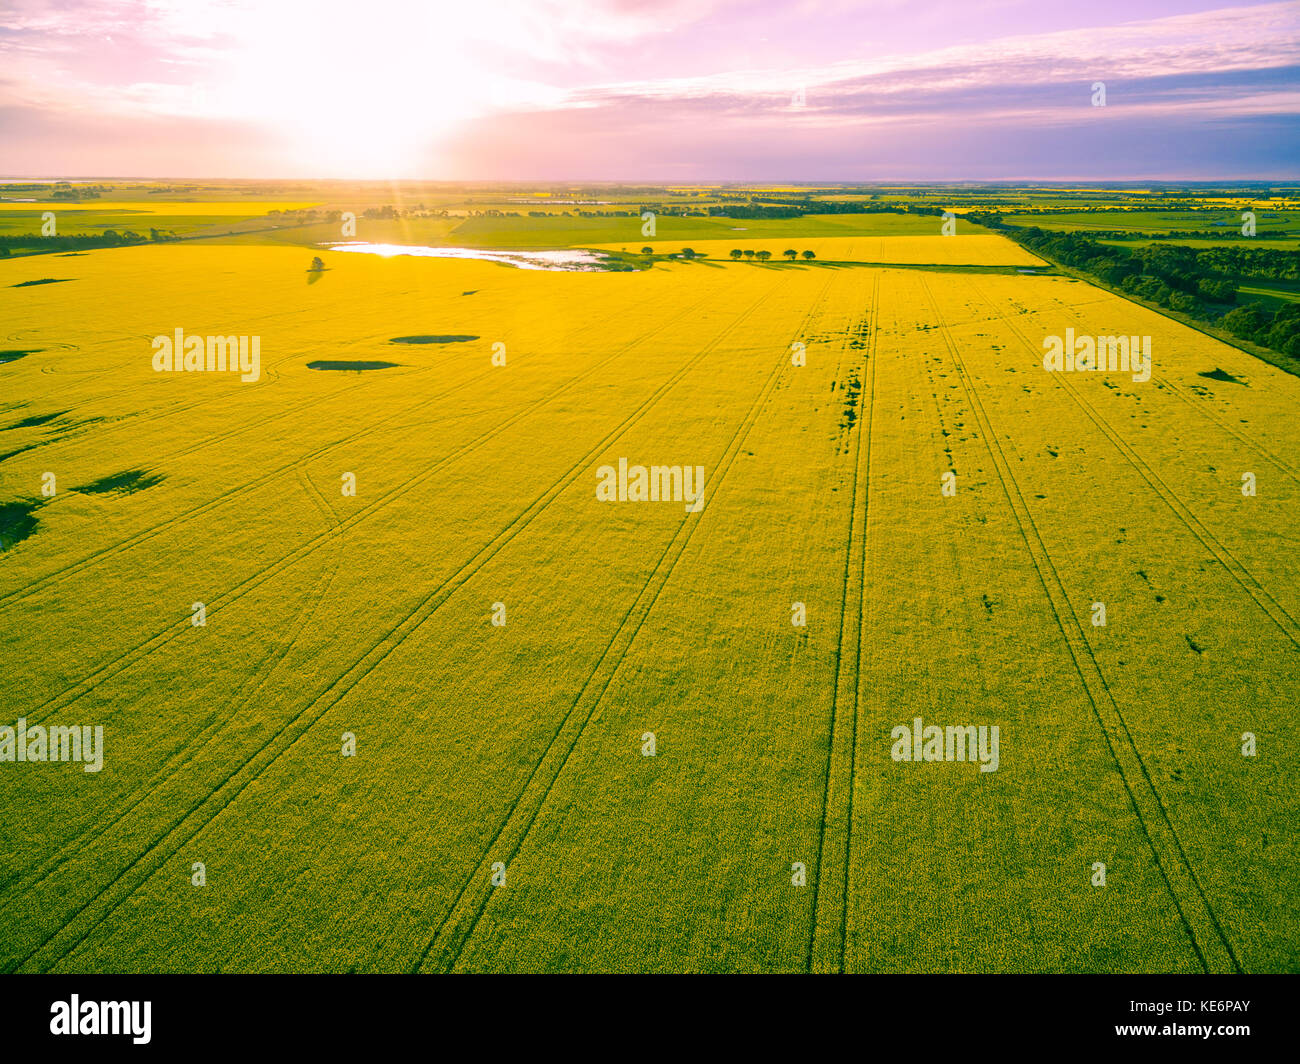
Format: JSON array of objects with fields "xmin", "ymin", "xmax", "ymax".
[
  {"xmin": 74, "ymin": 469, "xmax": 166, "ymax": 495},
  {"xmin": 0, "ymin": 500, "xmax": 40, "ymax": 550}
]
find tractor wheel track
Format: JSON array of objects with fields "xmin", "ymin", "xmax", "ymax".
[
  {"xmin": 923, "ymin": 276, "xmax": 1241, "ymax": 974},
  {"xmin": 416, "ymin": 275, "xmax": 838, "ymax": 974},
  {"xmin": 9, "ymin": 277, "xmax": 788, "ymax": 973},
  {"xmin": 807, "ymin": 271, "xmax": 879, "ymax": 974}
]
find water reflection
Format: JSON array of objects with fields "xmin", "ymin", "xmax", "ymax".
[{"xmin": 323, "ymin": 243, "xmax": 614, "ymax": 271}]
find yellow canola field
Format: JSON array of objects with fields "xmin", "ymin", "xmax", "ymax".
[
  {"xmin": 594, "ymin": 233, "xmax": 1046, "ymax": 266},
  {"xmin": 0, "ymin": 243, "xmax": 1295, "ymax": 975}
]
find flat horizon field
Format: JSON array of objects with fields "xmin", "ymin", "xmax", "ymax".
[{"xmin": 1, "ymin": 229, "xmax": 1295, "ymax": 972}]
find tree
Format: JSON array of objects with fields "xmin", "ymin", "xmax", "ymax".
[
  {"xmin": 743, "ymin": 250, "xmax": 756, "ymax": 260},
  {"xmin": 1267, "ymin": 317, "xmax": 1300, "ymax": 356},
  {"xmin": 1100, "ymin": 261, "xmax": 1138, "ymax": 286},
  {"xmin": 641, "ymin": 247, "xmax": 654, "ymax": 256},
  {"xmin": 310, "ymin": 257, "xmax": 325, "ymax": 271},
  {"xmin": 1198, "ymin": 278, "xmax": 1236, "ymax": 304},
  {"xmin": 802, "ymin": 250, "xmax": 815, "ymax": 260},
  {"xmin": 1222, "ymin": 304, "xmax": 1269, "ymax": 341},
  {"xmin": 783, "ymin": 249, "xmax": 798, "ymax": 260},
  {"xmin": 756, "ymin": 250, "xmax": 772, "ymax": 262},
  {"xmin": 729, "ymin": 249, "xmax": 743, "ymax": 260},
  {"xmin": 681, "ymin": 248, "xmax": 696, "ymax": 259}
]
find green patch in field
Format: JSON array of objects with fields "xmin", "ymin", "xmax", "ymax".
[
  {"xmin": 12, "ymin": 278, "xmax": 72, "ymax": 288},
  {"xmin": 1237, "ymin": 284, "xmax": 1300, "ymax": 308},
  {"xmin": 389, "ymin": 335, "xmax": 478, "ymax": 344},
  {"xmin": 307, "ymin": 360, "xmax": 401, "ymax": 371},
  {"xmin": 0, "ymin": 349, "xmax": 41, "ymax": 364}
]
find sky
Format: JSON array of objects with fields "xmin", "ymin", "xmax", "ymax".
[{"xmin": 0, "ymin": 0, "xmax": 1297, "ymax": 180}]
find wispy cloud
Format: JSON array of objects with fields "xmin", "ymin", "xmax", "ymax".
[
  {"xmin": 0, "ymin": 0, "xmax": 1296, "ymax": 178},
  {"xmin": 567, "ymin": 3, "xmax": 1300, "ymax": 118}
]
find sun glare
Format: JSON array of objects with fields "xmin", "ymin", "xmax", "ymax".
[{"xmin": 202, "ymin": 3, "xmax": 502, "ymax": 176}]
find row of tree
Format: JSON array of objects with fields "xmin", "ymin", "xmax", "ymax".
[
  {"xmin": 1221, "ymin": 302, "xmax": 1300, "ymax": 354},
  {"xmin": 709, "ymin": 196, "xmax": 948, "ymax": 218},
  {"xmin": 981, "ymin": 222, "xmax": 1300, "ymax": 359},
  {"xmin": 638, "ymin": 248, "xmax": 817, "ymax": 261},
  {"xmin": 728, "ymin": 248, "xmax": 816, "ymax": 261},
  {"xmin": 0, "ymin": 228, "xmax": 179, "ymax": 256}
]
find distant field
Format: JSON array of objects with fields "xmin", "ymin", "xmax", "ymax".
[
  {"xmin": 1004, "ymin": 209, "xmax": 1300, "ymax": 238},
  {"xmin": 0, "ymin": 201, "xmax": 322, "ymax": 241},
  {"xmin": 1098, "ymin": 237, "xmax": 1300, "ymax": 250},
  {"xmin": 1, "ymin": 235, "xmax": 1295, "ymax": 973},
  {"xmin": 12, "ymin": 189, "xmax": 1298, "ymax": 254},
  {"xmin": 1237, "ymin": 283, "xmax": 1300, "ymax": 307},
  {"xmin": 197, "ymin": 210, "xmax": 984, "ymax": 252},
  {"xmin": 0, "ymin": 201, "xmax": 318, "ymax": 214}
]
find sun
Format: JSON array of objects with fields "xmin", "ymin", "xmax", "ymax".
[{"xmin": 207, "ymin": 5, "xmax": 490, "ymax": 176}]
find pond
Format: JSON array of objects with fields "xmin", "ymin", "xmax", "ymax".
[{"xmin": 322, "ymin": 243, "xmax": 615, "ymax": 271}]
